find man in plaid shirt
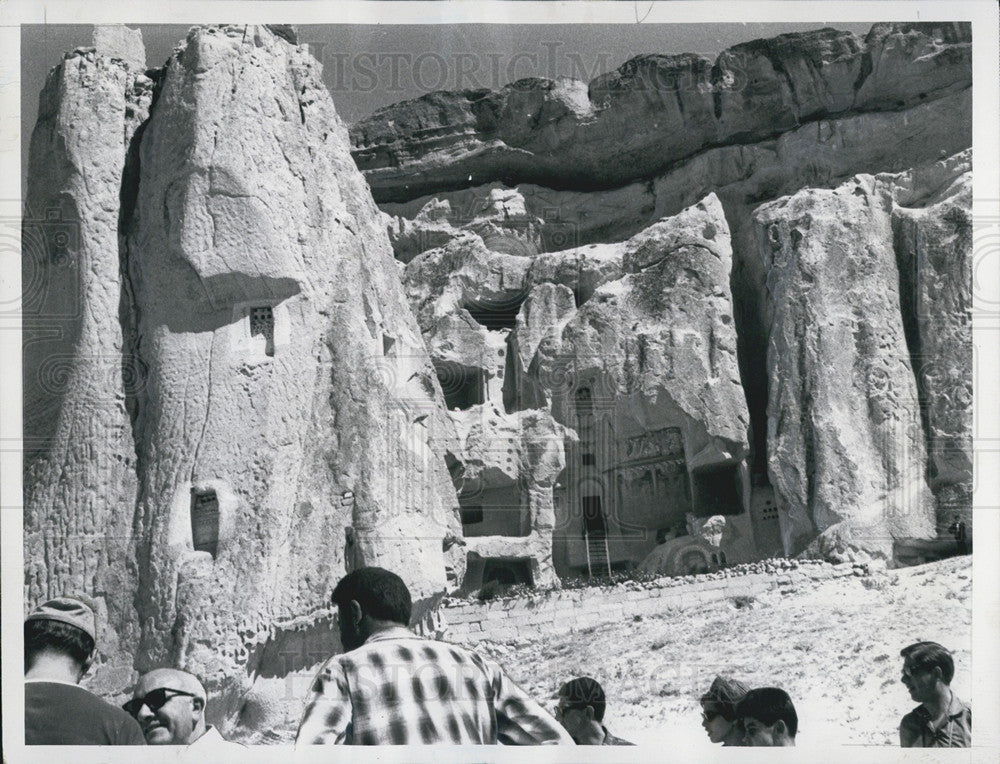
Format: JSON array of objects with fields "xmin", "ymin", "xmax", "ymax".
[{"xmin": 295, "ymin": 567, "xmax": 574, "ymax": 745}]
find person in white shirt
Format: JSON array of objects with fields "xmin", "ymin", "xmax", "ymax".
[{"xmin": 124, "ymin": 667, "xmax": 241, "ymax": 748}]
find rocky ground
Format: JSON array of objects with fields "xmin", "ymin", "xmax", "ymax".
[{"xmin": 476, "ymin": 555, "xmax": 972, "ymax": 751}]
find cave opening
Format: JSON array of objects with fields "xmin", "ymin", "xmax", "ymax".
[
  {"xmin": 482, "ymin": 557, "xmax": 534, "ymax": 587},
  {"xmin": 463, "ymin": 293, "xmax": 526, "ymax": 331},
  {"xmin": 691, "ymin": 463, "xmax": 742, "ymax": 517},
  {"xmin": 434, "ymin": 360, "xmax": 485, "ymax": 410}
]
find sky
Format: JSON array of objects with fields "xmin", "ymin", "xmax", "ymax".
[{"xmin": 20, "ymin": 21, "xmax": 875, "ymax": 186}]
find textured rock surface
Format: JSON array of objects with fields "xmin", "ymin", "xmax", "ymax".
[
  {"xmin": 25, "ymin": 25, "xmax": 463, "ymax": 734},
  {"xmin": 22, "ymin": 33, "xmax": 153, "ymax": 694},
  {"xmin": 375, "ymin": 23, "xmax": 970, "ymax": 568},
  {"xmin": 753, "ymin": 174, "xmax": 936, "ymax": 558},
  {"xmin": 23, "ymin": 20, "xmax": 974, "ymax": 742},
  {"xmin": 353, "ymin": 24, "xmax": 970, "ymax": 203},
  {"xmin": 537, "ymin": 195, "xmax": 749, "ymax": 453},
  {"xmin": 452, "ymin": 407, "xmax": 570, "ymax": 587},
  {"xmin": 889, "ymin": 153, "xmax": 973, "ymax": 532}
]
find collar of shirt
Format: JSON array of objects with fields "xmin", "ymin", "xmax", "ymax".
[
  {"xmin": 914, "ymin": 691, "xmax": 968, "ymax": 726},
  {"xmin": 363, "ymin": 626, "xmax": 416, "ymax": 644}
]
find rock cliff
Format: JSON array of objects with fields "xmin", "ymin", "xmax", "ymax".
[
  {"xmin": 23, "ymin": 21, "xmax": 973, "ymax": 740},
  {"xmin": 353, "ymin": 23, "xmax": 970, "ymax": 203},
  {"xmin": 358, "ymin": 22, "xmax": 972, "ymax": 567},
  {"xmin": 23, "ymin": 27, "xmax": 152, "ymax": 694},
  {"xmin": 25, "ymin": 25, "xmax": 463, "ymax": 734}
]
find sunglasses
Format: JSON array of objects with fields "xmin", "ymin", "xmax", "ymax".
[
  {"xmin": 702, "ymin": 710, "xmax": 721, "ymax": 722},
  {"xmin": 123, "ymin": 687, "xmax": 198, "ymax": 717}
]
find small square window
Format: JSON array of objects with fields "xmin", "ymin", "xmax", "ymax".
[
  {"xmin": 581, "ymin": 453, "xmax": 596, "ymax": 466},
  {"xmin": 249, "ymin": 306, "xmax": 275, "ymax": 357}
]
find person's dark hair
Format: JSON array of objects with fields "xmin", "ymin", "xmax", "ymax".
[
  {"xmin": 900, "ymin": 641, "xmax": 955, "ymax": 684},
  {"xmin": 332, "ymin": 567, "xmax": 412, "ymax": 625},
  {"xmin": 24, "ymin": 618, "xmax": 95, "ymax": 670},
  {"xmin": 735, "ymin": 687, "xmax": 798, "ymax": 738},
  {"xmin": 559, "ymin": 676, "xmax": 607, "ymax": 722}
]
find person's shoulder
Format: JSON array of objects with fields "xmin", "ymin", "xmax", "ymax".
[
  {"xmin": 602, "ymin": 728, "xmax": 635, "ymax": 745},
  {"xmin": 953, "ymin": 694, "xmax": 971, "ymax": 717},
  {"xmin": 900, "ymin": 704, "xmax": 927, "ymax": 726}
]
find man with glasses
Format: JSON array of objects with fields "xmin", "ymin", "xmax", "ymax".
[
  {"xmin": 699, "ymin": 675, "xmax": 750, "ymax": 747},
  {"xmin": 555, "ymin": 676, "xmax": 634, "ymax": 745},
  {"xmin": 25, "ymin": 596, "xmax": 146, "ymax": 745},
  {"xmin": 125, "ymin": 668, "xmax": 238, "ymax": 748},
  {"xmin": 899, "ymin": 641, "xmax": 971, "ymax": 747}
]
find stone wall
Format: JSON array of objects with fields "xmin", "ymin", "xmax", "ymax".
[{"xmin": 437, "ymin": 562, "xmax": 862, "ymax": 645}]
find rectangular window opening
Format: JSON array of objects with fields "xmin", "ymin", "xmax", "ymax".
[
  {"xmin": 460, "ymin": 505, "xmax": 484, "ymax": 526},
  {"xmin": 250, "ymin": 306, "xmax": 275, "ymax": 357},
  {"xmin": 191, "ymin": 489, "xmax": 220, "ymax": 557}
]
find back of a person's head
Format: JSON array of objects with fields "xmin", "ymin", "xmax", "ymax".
[
  {"xmin": 736, "ymin": 687, "xmax": 798, "ymax": 738},
  {"xmin": 900, "ymin": 641, "xmax": 955, "ymax": 684},
  {"xmin": 332, "ymin": 567, "xmax": 412, "ymax": 625},
  {"xmin": 24, "ymin": 597, "xmax": 98, "ymax": 671},
  {"xmin": 559, "ymin": 676, "xmax": 607, "ymax": 722},
  {"xmin": 24, "ymin": 619, "xmax": 94, "ymax": 671}
]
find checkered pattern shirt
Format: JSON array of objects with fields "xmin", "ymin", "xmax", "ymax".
[{"xmin": 295, "ymin": 627, "xmax": 574, "ymax": 745}]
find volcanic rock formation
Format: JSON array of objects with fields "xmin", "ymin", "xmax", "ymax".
[
  {"xmin": 24, "ymin": 25, "xmax": 463, "ymax": 732},
  {"xmin": 354, "ymin": 22, "xmax": 972, "ymax": 569},
  {"xmin": 23, "ymin": 21, "xmax": 974, "ymax": 740}
]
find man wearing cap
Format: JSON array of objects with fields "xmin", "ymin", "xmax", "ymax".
[
  {"xmin": 125, "ymin": 668, "xmax": 240, "ymax": 748},
  {"xmin": 24, "ymin": 596, "xmax": 146, "ymax": 745},
  {"xmin": 700, "ymin": 674, "xmax": 750, "ymax": 746}
]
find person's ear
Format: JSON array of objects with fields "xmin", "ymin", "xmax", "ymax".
[
  {"xmin": 773, "ymin": 720, "xmax": 787, "ymax": 739},
  {"xmin": 80, "ymin": 647, "xmax": 96, "ymax": 677},
  {"xmin": 348, "ymin": 599, "xmax": 363, "ymax": 626},
  {"xmin": 584, "ymin": 705, "xmax": 596, "ymax": 721}
]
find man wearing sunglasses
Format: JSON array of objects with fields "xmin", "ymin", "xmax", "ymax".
[
  {"xmin": 125, "ymin": 668, "xmax": 237, "ymax": 748},
  {"xmin": 899, "ymin": 641, "xmax": 971, "ymax": 747}
]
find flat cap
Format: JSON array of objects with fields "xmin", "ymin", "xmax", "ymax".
[
  {"xmin": 701, "ymin": 675, "xmax": 750, "ymax": 707},
  {"xmin": 25, "ymin": 596, "xmax": 97, "ymax": 641}
]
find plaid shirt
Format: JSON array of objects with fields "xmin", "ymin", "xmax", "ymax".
[{"xmin": 296, "ymin": 627, "xmax": 574, "ymax": 745}]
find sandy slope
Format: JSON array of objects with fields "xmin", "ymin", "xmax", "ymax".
[{"xmin": 480, "ymin": 556, "xmax": 972, "ymax": 751}]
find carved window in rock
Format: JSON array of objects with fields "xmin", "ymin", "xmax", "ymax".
[
  {"xmin": 691, "ymin": 464, "xmax": 742, "ymax": 517},
  {"xmin": 460, "ymin": 505, "xmax": 484, "ymax": 526},
  {"xmin": 574, "ymin": 387, "xmax": 593, "ymax": 421},
  {"xmin": 191, "ymin": 489, "xmax": 220, "ymax": 557},
  {"xmin": 250, "ymin": 306, "xmax": 275, "ymax": 357},
  {"xmin": 434, "ymin": 360, "xmax": 485, "ymax": 411},
  {"xmin": 482, "ymin": 557, "xmax": 533, "ymax": 587},
  {"xmin": 581, "ymin": 452, "xmax": 597, "ymax": 466},
  {"xmin": 759, "ymin": 498, "xmax": 779, "ymax": 521}
]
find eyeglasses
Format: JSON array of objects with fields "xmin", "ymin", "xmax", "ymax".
[
  {"xmin": 702, "ymin": 710, "xmax": 721, "ymax": 723},
  {"xmin": 123, "ymin": 687, "xmax": 198, "ymax": 717}
]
